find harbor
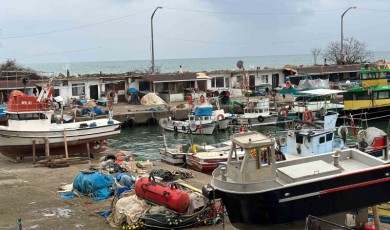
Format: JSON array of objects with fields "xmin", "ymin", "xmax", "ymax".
[{"xmin": 2, "ymin": 1, "xmax": 390, "ymax": 229}]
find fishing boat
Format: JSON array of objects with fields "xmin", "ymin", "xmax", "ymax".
[
  {"xmin": 230, "ymin": 98, "xmax": 278, "ymax": 126},
  {"xmin": 159, "ymin": 104, "xmax": 216, "ymax": 135},
  {"xmin": 278, "ymin": 89, "xmax": 344, "ymax": 119},
  {"xmin": 0, "ymin": 84, "xmax": 121, "ymax": 158},
  {"xmin": 343, "ymin": 64, "xmax": 390, "ymax": 119},
  {"xmin": 209, "ymin": 131, "xmax": 390, "ymax": 229}
]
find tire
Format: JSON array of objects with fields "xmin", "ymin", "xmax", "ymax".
[
  {"xmin": 189, "ymin": 122, "xmax": 198, "ymax": 132},
  {"xmin": 257, "ymin": 116, "xmax": 265, "ymax": 122}
]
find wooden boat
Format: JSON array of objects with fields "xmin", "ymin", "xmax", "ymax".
[
  {"xmin": 209, "ymin": 131, "xmax": 390, "ymax": 229},
  {"xmin": 0, "ymin": 84, "xmax": 121, "ymax": 158}
]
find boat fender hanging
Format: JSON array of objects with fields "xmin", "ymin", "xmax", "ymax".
[
  {"xmin": 338, "ymin": 125, "xmax": 348, "ymax": 138},
  {"xmin": 279, "ymin": 137, "xmax": 287, "ymax": 147},
  {"xmin": 199, "ymin": 95, "xmax": 205, "ymax": 103},
  {"xmin": 357, "ymin": 130, "xmax": 368, "ymax": 142},
  {"xmin": 285, "ymin": 81, "xmax": 292, "ymax": 89},
  {"xmin": 257, "ymin": 116, "xmax": 265, "ymax": 122},
  {"xmin": 217, "ymin": 114, "xmax": 224, "ymax": 121}
]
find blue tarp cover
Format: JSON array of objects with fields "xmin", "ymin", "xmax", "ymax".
[{"xmin": 73, "ymin": 171, "xmax": 114, "ymax": 201}]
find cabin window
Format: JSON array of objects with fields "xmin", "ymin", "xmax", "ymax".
[
  {"xmin": 326, "ymin": 133, "xmax": 333, "ymax": 142},
  {"xmin": 72, "ymin": 83, "xmax": 85, "ymax": 96},
  {"xmin": 319, "ymin": 136, "xmax": 325, "ymax": 144},
  {"xmin": 343, "ymin": 92, "xmax": 353, "ymax": 100},
  {"xmin": 355, "ymin": 92, "xmax": 370, "ymax": 100},
  {"xmin": 378, "ymin": 91, "xmax": 389, "ymax": 99},
  {"xmin": 7, "ymin": 113, "xmax": 47, "ymax": 120},
  {"xmin": 296, "ymin": 134, "xmax": 303, "ymax": 144}
]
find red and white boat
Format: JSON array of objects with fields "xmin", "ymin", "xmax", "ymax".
[{"xmin": 0, "ymin": 84, "xmax": 121, "ymax": 158}]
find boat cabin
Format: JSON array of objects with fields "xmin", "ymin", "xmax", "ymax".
[
  {"xmin": 223, "ymin": 131, "xmax": 277, "ymax": 184},
  {"xmin": 244, "ymin": 98, "xmax": 270, "ymax": 114}
]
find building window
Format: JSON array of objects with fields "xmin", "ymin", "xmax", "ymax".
[
  {"xmin": 163, "ymin": 82, "xmax": 169, "ymax": 91},
  {"xmin": 216, "ymin": 77, "xmax": 224, "ymax": 88},
  {"xmin": 139, "ymin": 81, "xmax": 151, "ymax": 91},
  {"xmin": 225, "ymin": 77, "xmax": 230, "ymax": 88},
  {"xmin": 53, "ymin": 89, "xmax": 60, "ymax": 97},
  {"xmin": 72, "ymin": 83, "xmax": 85, "ymax": 96},
  {"xmin": 261, "ymin": 75, "xmax": 268, "ymax": 83}
]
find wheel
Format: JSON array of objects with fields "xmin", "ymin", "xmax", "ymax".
[{"xmin": 257, "ymin": 116, "xmax": 265, "ymax": 122}]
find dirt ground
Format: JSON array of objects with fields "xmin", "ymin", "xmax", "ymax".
[
  {"xmin": 0, "ymin": 150, "xmax": 388, "ymax": 230},
  {"xmin": 0, "ymin": 151, "xmax": 237, "ymax": 230}
]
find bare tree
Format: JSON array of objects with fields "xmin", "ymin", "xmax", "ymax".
[
  {"xmin": 311, "ymin": 48, "xmax": 321, "ymax": 65},
  {"xmin": 323, "ymin": 37, "xmax": 373, "ymax": 65}
]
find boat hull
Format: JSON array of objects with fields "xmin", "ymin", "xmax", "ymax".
[
  {"xmin": 215, "ymin": 165, "xmax": 390, "ymax": 229},
  {"xmin": 159, "ymin": 148, "xmax": 187, "ymax": 165},
  {"xmin": 186, "ymin": 154, "xmax": 226, "ymax": 172},
  {"xmin": 163, "ymin": 122, "xmax": 215, "ymax": 135},
  {"xmin": 0, "ymin": 124, "xmax": 121, "ymax": 157}
]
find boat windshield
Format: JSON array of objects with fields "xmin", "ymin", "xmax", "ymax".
[{"xmin": 7, "ymin": 113, "xmax": 48, "ymax": 120}]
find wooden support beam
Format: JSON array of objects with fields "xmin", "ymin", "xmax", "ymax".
[
  {"xmin": 32, "ymin": 140, "xmax": 36, "ymax": 164},
  {"xmin": 63, "ymin": 130, "xmax": 69, "ymax": 159},
  {"xmin": 86, "ymin": 143, "xmax": 91, "ymax": 159},
  {"xmin": 44, "ymin": 137, "xmax": 50, "ymax": 158}
]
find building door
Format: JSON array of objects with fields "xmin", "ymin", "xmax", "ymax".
[
  {"xmin": 272, "ymin": 74, "xmax": 279, "ymax": 89},
  {"xmin": 89, "ymin": 85, "xmax": 99, "ymax": 100},
  {"xmin": 249, "ymin": 75, "xmax": 255, "ymax": 91}
]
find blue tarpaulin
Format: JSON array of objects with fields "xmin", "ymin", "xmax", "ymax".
[
  {"xmin": 128, "ymin": 88, "xmax": 138, "ymax": 93},
  {"xmin": 73, "ymin": 171, "xmax": 114, "ymax": 201}
]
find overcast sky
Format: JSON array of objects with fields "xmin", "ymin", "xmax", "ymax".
[{"xmin": 0, "ymin": 0, "xmax": 389, "ymax": 63}]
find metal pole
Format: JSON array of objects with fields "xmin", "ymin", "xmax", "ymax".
[
  {"xmin": 340, "ymin": 7, "xmax": 356, "ymax": 64},
  {"xmin": 151, "ymin": 6, "xmax": 162, "ymax": 74}
]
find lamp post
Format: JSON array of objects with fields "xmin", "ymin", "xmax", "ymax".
[
  {"xmin": 340, "ymin": 6, "xmax": 356, "ymax": 64},
  {"xmin": 151, "ymin": 6, "xmax": 162, "ymax": 74}
]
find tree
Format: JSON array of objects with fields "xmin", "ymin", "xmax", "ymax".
[
  {"xmin": 310, "ymin": 48, "xmax": 321, "ymax": 65},
  {"xmin": 323, "ymin": 37, "xmax": 373, "ymax": 65}
]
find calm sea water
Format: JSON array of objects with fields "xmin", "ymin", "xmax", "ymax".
[
  {"xmin": 22, "ymin": 51, "xmax": 390, "ymax": 75},
  {"xmin": 109, "ymin": 119, "xmax": 390, "ymax": 160}
]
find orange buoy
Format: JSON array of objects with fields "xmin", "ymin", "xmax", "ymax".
[{"xmin": 278, "ymin": 107, "xmax": 289, "ymax": 116}]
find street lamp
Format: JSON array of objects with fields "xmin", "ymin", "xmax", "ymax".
[
  {"xmin": 340, "ymin": 6, "xmax": 356, "ymax": 64},
  {"xmin": 151, "ymin": 6, "xmax": 163, "ymax": 74}
]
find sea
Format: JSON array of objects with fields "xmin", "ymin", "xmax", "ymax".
[
  {"xmin": 21, "ymin": 51, "xmax": 390, "ymax": 75},
  {"xmin": 20, "ymin": 52, "xmax": 390, "ymax": 158}
]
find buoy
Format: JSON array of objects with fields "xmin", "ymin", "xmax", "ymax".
[{"xmin": 303, "ymin": 110, "xmax": 314, "ymax": 123}]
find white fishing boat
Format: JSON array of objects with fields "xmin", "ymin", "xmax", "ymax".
[
  {"xmin": 208, "ymin": 131, "xmax": 390, "ymax": 229},
  {"xmin": 230, "ymin": 98, "xmax": 278, "ymax": 126},
  {"xmin": 0, "ymin": 84, "xmax": 121, "ymax": 158}
]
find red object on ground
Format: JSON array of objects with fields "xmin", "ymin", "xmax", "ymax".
[
  {"xmin": 363, "ymin": 222, "xmax": 375, "ymax": 230},
  {"xmin": 135, "ymin": 176, "xmax": 190, "ymax": 213}
]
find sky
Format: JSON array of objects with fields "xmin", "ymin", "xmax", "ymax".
[{"xmin": 0, "ymin": 0, "xmax": 389, "ymax": 63}]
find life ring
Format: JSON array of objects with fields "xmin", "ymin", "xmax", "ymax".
[
  {"xmin": 357, "ymin": 130, "xmax": 368, "ymax": 142},
  {"xmin": 200, "ymin": 95, "xmax": 205, "ymax": 103},
  {"xmin": 303, "ymin": 110, "xmax": 314, "ymax": 123},
  {"xmin": 285, "ymin": 81, "xmax": 292, "ymax": 89},
  {"xmin": 257, "ymin": 116, "xmax": 265, "ymax": 122},
  {"xmin": 278, "ymin": 107, "xmax": 289, "ymax": 116},
  {"xmin": 189, "ymin": 122, "xmax": 198, "ymax": 132},
  {"xmin": 217, "ymin": 114, "xmax": 224, "ymax": 121},
  {"xmin": 188, "ymin": 95, "xmax": 193, "ymax": 105}
]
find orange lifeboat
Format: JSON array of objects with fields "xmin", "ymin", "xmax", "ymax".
[{"xmin": 135, "ymin": 176, "xmax": 190, "ymax": 213}]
